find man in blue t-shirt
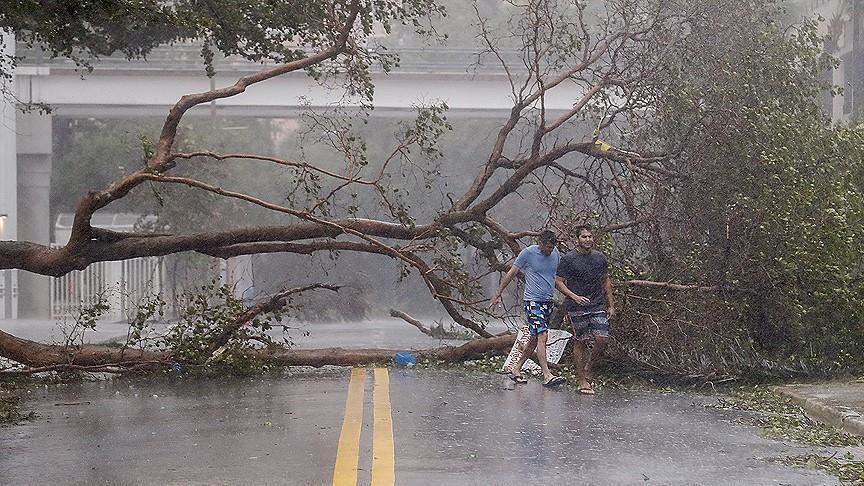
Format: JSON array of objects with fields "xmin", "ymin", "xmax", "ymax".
[
  {"xmin": 555, "ymin": 225, "xmax": 616, "ymax": 395},
  {"xmin": 490, "ymin": 230, "xmax": 566, "ymax": 387}
]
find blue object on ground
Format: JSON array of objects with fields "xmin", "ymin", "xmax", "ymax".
[{"xmin": 394, "ymin": 351, "xmax": 417, "ymax": 366}]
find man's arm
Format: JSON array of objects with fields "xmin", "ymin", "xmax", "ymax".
[
  {"xmin": 555, "ymin": 276, "xmax": 590, "ymax": 305},
  {"xmin": 490, "ymin": 265, "xmax": 522, "ymax": 308},
  {"xmin": 602, "ymin": 272, "xmax": 616, "ymax": 318}
]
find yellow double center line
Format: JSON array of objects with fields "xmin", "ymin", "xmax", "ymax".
[{"xmin": 332, "ymin": 367, "xmax": 395, "ymax": 486}]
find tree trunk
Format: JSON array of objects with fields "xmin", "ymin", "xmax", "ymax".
[
  {"xmin": 388, "ymin": 308, "xmax": 435, "ymax": 336},
  {"xmin": 259, "ymin": 334, "xmax": 516, "ymax": 367},
  {"xmin": 0, "ymin": 329, "xmax": 166, "ymax": 369},
  {"xmin": 0, "ymin": 329, "xmax": 515, "ymax": 372}
]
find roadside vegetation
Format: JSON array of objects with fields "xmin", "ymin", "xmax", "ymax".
[
  {"xmin": 711, "ymin": 385, "xmax": 864, "ymax": 484},
  {"xmin": 0, "ymin": 376, "xmax": 37, "ymax": 426}
]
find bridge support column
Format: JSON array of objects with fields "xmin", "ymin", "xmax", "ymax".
[
  {"xmin": 16, "ymin": 111, "xmax": 52, "ymax": 318},
  {"xmin": 1, "ymin": 32, "xmax": 19, "ymax": 319}
]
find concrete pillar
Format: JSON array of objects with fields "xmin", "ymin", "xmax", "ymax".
[
  {"xmin": 1, "ymin": 31, "xmax": 19, "ymax": 319},
  {"xmin": 16, "ymin": 111, "xmax": 52, "ymax": 318}
]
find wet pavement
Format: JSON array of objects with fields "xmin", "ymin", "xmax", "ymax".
[{"xmin": 0, "ymin": 368, "xmax": 838, "ymax": 485}]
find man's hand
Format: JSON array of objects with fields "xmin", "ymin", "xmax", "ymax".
[
  {"xmin": 492, "ymin": 265, "xmax": 521, "ymax": 310},
  {"xmin": 571, "ymin": 294, "xmax": 590, "ymax": 306},
  {"xmin": 608, "ymin": 306, "xmax": 617, "ymax": 320}
]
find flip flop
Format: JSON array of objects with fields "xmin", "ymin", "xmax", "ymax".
[
  {"xmin": 509, "ymin": 374, "xmax": 528, "ymax": 384},
  {"xmin": 578, "ymin": 385, "xmax": 595, "ymax": 395},
  {"xmin": 543, "ymin": 376, "xmax": 566, "ymax": 387}
]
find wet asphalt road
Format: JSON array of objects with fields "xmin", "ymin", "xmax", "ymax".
[{"xmin": 0, "ymin": 367, "xmax": 838, "ymax": 485}]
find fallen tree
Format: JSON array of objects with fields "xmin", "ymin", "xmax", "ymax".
[
  {"xmin": 0, "ymin": 286, "xmax": 517, "ymax": 373},
  {"xmin": 259, "ymin": 335, "xmax": 516, "ymax": 368},
  {"xmin": 0, "ymin": 335, "xmax": 517, "ymax": 373},
  {"xmin": 0, "ymin": 329, "xmax": 516, "ymax": 373},
  {"xmin": 2, "ymin": 0, "xmax": 862, "ymax": 375}
]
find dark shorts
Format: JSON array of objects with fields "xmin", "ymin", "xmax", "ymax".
[
  {"xmin": 524, "ymin": 300, "xmax": 554, "ymax": 336},
  {"xmin": 568, "ymin": 311, "xmax": 609, "ymax": 340}
]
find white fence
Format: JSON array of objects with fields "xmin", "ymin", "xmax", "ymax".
[
  {"xmin": 49, "ymin": 255, "xmax": 164, "ymax": 321},
  {"xmin": 0, "ymin": 270, "xmax": 18, "ymax": 319}
]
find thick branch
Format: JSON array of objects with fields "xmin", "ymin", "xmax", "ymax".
[
  {"xmin": 0, "ymin": 330, "xmax": 515, "ymax": 370},
  {"xmin": 199, "ymin": 240, "xmax": 390, "ymax": 259},
  {"xmin": 152, "ymin": 3, "xmax": 360, "ymax": 163},
  {"xmin": 625, "ymin": 280, "xmax": 717, "ymax": 291},
  {"xmin": 64, "ymin": 3, "xmax": 363, "ymax": 246},
  {"xmin": 389, "ymin": 309, "xmax": 435, "ymax": 336},
  {"xmin": 169, "ymin": 151, "xmax": 380, "ymax": 186},
  {"xmin": 0, "ymin": 220, "xmax": 436, "ymax": 274},
  {"xmin": 600, "ymin": 218, "xmax": 651, "ymax": 233},
  {"xmin": 259, "ymin": 334, "xmax": 516, "ymax": 367},
  {"xmin": 0, "ymin": 328, "xmax": 166, "ymax": 369},
  {"xmin": 207, "ymin": 283, "xmax": 341, "ymax": 354}
]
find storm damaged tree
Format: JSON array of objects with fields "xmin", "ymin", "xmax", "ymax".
[
  {"xmin": 527, "ymin": 0, "xmax": 864, "ymax": 375},
  {"xmin": 2, "ymin": 0, "xmax": 863, "ymax": 376}
]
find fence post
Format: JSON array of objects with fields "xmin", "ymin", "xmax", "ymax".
[{"xmin": 107, "ymin": 260, "xmax": 123, "ymax": 321}]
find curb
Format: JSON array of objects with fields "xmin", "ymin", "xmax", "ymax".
[{"xmin": 774, "ymin": 385, "xmax": 864, "ymax": 438}]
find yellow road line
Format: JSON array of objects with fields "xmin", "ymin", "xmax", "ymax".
[
  {"xmin": 372, "ymin": 368, "xmax": 395, "ymax": 486},
  {"xmin": 333, "ymin": 368, "xmax": 366, "ymax": 486}
]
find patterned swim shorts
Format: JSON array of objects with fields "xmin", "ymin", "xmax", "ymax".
[
  {"xmin": 523, "ymin": 300, "xmax": 554, "ymax": 336},
  {"xmin": 568, "ymin": 311, "xmax": 609, "ymax": 340}
]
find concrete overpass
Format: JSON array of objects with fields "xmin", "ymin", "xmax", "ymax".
[
  {"xmin": 0, "ymin": 38, "xmax": 584, "ymax": 318},
  {"xmin": 13, "ymin": 42, "xmax": 580, "ymax": 116}
]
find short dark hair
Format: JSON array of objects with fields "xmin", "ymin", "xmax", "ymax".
[
  {"xmin": 538, "ymin": 229, "xmax": 557, "ymax": 244},
  {"xmin": 574, "ymin": 224, "xmax": 593, "ymax": 236}
]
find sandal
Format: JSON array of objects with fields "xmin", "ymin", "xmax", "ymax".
[
  {"xmin": 577, "ymin": 385, "xmax": 595, "ymax": 395},
  {"xmin": 509, "ymin": 374, "xmax": 528, "ymax": 384},
  {"xmin": 543, "ymin": 376, "xmax": 566, "ymax": 387}
]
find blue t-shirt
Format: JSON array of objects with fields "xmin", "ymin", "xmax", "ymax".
[{"xmin": 513, "ymin": 245, "xmax": 560, "ymax": 302}]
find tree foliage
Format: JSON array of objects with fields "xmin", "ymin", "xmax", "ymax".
[
  {"xmin": 1, "ymin": 0, "xmax": 444, "ymax": 77},
  {"xmin": 597, "ymin": 0, "xmax": 864, "ymax": 374}
]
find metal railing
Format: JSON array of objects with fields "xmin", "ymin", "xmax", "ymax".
[
  {"xmin": 15, "ymin": 42, "xmax": 524, "ymax": 76},
  {"xmin": 0, "ymin": 270, "xmax": 17, "ymax": 319},
  {"xmin": 48, "ymin": 245, "xmax": 164, "ymax": 321}
]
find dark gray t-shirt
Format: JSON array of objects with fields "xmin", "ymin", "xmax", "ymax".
[{"xmin": 556, "ymin": 249, "xmax": 609, "ymax": 313}]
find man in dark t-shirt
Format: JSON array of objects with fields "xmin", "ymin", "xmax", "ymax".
[{"xmin": 555, "ymin": 225, "xmax": 616, "ymax": 394}]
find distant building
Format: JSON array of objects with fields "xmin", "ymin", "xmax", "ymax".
[{"xmin": 788, "ymin": 0, "xmax": 862, "ymax": 121}]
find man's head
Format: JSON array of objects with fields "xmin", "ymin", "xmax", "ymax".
[
  {"xmin": 575, "ymin": 225, "xmax": 594, "ymax": 252},
  {"xmin": 537, "ymin": 229, "xmax": 557, "ymax": 255}
]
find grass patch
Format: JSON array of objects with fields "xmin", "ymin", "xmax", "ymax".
[
  {"xmin": 775, "ymin": 454, "xmax": 864, "ymax": 485},
  {"xmin": 0, "ymin": 378, "xmax": 36, "ymax": 425},
  {"xmin": 707, "ymin": 385, "xmax": 863, "ymax": 447}
]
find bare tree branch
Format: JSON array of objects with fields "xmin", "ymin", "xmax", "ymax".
[
  {"xmin": 389, "ymin": 309, "xmax": 435, "ymax": 336},
  {"xmin": 625, "ymin": 280, "xmax": 717, "ymax": 292}
]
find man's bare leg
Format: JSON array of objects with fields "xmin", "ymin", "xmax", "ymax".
[
  {"xmin": 510, "ymin": 335, "xmax": 538, "ymax": 377},
  {"xmin": 572, "ymin": 339, "xmax": 592, "ymax": 391},
  {"xmin": 535, "ymin": 331, "xmax": 554, "ymax": 383},
  {"xmin": 584, "ymin": 336, "xmax": 608, "ymax": 382}
]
